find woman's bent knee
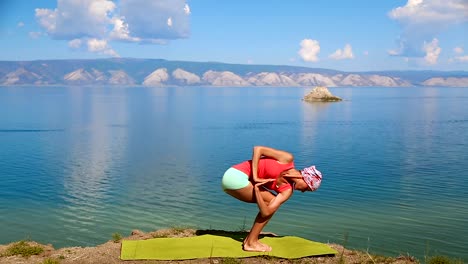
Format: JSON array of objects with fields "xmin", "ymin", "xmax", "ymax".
[{"xmin": 224, "ymin": 186, "xmax": 255, "ymax": 203}]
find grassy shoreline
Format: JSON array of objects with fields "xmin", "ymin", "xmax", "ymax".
[{"xmin": 0, "ymin": 228, "xmax": 463, "ymax": 264}]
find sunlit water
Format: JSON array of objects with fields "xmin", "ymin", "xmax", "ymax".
[{"xmin": 1, "ymin": 86, "xmax": 467, "ymax": 260}]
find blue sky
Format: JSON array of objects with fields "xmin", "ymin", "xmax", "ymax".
[{"xmin": 1, "ymin": 0, "xmax": 467, "ymax": 71}]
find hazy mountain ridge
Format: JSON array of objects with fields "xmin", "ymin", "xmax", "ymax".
[{"xmin": 1, "ymin": 58, "xmax": 467, "ymax": 87}]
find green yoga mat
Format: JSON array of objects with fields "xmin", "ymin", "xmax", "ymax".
[{"xmin": 120, "ymin": 234, "xmax": 337, "ymax": 260}]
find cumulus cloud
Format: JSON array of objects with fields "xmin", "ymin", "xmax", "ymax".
[
  {"xmin": 329, "ymin": 44, "xmax": 354, "ymax": 60},
  {"xmin": 36, "ymin": 0, "xmax": 116, "ymax": 39},
  {"xmin": 17, "ymin": 22, "xmax": 24, "ymax": 27},
  {"xmin": 119, "ymin": 0, "xmax": 190, "ymax": 42},
  {"xmin": 450, "ymin": 46, "xmax": 468, "ymax": 63},
  {"xmin": 67, "ymin": 37, "xmax": 119, "ymax": 56},
  {"xmin": 184, "ymin": 4, "xmax": 191, "ymax": 15},
  {"xmin": 35, "ymin": 0, "xmax": 191, "ymax": 56},
  {"xmin": 167, "ymin": 17, "xmax": 173, "ymax": 27},
  {"xmin": 454, "ymin": 46, "xmax": 464, "ymax": 54},
  {"xmin": 87, "ymin": 38, "xmax": 119, "ymax": 57},
  {"xmin": 389, "ymin": 0, "xmax": 467, "ymax": 25},
  {"xmin": 109, "ymin": 17, "xmax": 140, "ymax": 42},
  {"xmin": 298, "ymin": 39, "xmax": 320, "ymax": 62},
  {"xmin": 423, "ymin": 38, "xmax": 441, "ymax": 64},
  {"xmin": 456, "ymin": 56, "xmax": 468, "ymax": 62},
  {"xmin": 388, "ymin": 0, "xmax": 467, "ymax": 63},
  {"xmin": 68, "ymin": 39, "xmax": 82, "ymax": 49}
]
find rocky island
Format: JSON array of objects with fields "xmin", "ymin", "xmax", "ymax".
[{"xmin": 303, "ymin": 86, "xmax": 343, "ymax": 102}]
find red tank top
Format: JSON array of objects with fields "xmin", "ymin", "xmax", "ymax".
[{"xmin": 232, "ymin": 158, "xmax": 294, "ymax": 193}]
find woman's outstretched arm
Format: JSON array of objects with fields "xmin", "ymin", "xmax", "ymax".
[{"xmin": 251, "ymin": 146, "xmax": 294, "ymax": 183}]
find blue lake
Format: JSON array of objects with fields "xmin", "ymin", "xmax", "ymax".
[{"xmin": 0, "ymin": 86, "xmax": 467, "ymax": 261}]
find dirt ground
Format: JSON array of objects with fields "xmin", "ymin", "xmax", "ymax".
[{"xmin": 0, "ymin": 228, "xmax": 418, "ymax": 264}]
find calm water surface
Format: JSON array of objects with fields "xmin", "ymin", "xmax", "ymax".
[{"xmin": 1, "ymin": 86, "xmax": 467, "ymax": 260}]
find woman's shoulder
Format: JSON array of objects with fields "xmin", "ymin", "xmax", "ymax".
[
  {"xmin": 261, "ymin": 156, "xmax": 294, "ymax": 164},
  {"xmin": 255, "ymin": 146, "xmax": 294, "ymax": 163}
]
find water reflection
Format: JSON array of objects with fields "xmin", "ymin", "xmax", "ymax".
[
  {"xmin": 114, "ymin": 87, "xmax": 211, "ymax": 228},
  {"xmin": 61, "ymin": 88, "xmax": 128, "ymax": 243},
  {"xmin": 299, "ymin": 100, "xmax": 331, "ymax": 157}
]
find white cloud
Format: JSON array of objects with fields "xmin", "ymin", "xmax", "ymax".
[
  {"xmin": 389, "ymin": 0, "xmax": 467, "ymax": 25},
  {"xmin": 35, "ymin": 0, "xmax": 116, "ymax": 39},
  {"xmin": 118, "ymin": 0, "xmax": 190, "ymax": 41},
  {"xmin": 455, "ymin": 55, "xmax": 468, "ymax": 62},
  {"xmin": 423, "ymin": 38, "xmax": 441, "ymax": 65},
  {"xmin": 109, "ymin": 17, "xmax": 140, "ymax": 42},
  {"xmin": 388, "ymin": 0, "xmax": 467, "ymax": 59},
  {"xmin": 67, "ymin": 37, "xmax": 119, "ymax": 57},
  {"xmin": 68, "ymin": 39, "xmax": 82, "ymax": 49},
  {"xmin": 184, "ymin": 4, "xmax": 191, "ymax": 15},
  {"xmin": 298, "ymin": 39, "xmax": 320, "ymax": 62},
  {"xmin": 329, "ymin": 44, "xmax": 354, "ymax": 60},
  {"xmin": 17, "ymin": 22, "xmax": 25, "ymax": 27},
  {"xmin": 88, "ymin": 38, "xmax": 108, "ymax": 52},
  {"xmin": 454, "ymin": 46, "xmax": 464, "ymax": 54},
  {"xmin": 35, "ymin": 8, "xmax": 57, "ymax": 33},
  {"xmin": 35, "ymin": 0, "xmax": 191, "ymax": 56},
  {"xmin": 450, "ymin": 46, "xmax": 468, "ymax": 62},
  {"xmin": 87, "ymin": 38, "xmax": 119, "ymax": 57},
  {"xmin": 29, "ymin": 32, "xmax": 42, "ymax": 39},
  {"xmin": 388, "ymin": 49, "xmax": 399, "ymax": 56},
  {"xmin": 167, "ymin": 17, "xmax": 173, "ymax": 27}
]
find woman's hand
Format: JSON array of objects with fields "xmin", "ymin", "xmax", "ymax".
[
  {"xmin": 254, "ymin": 179, "xmax": 275, "ymax": 189},
  {"xmin": 251, "ymin": 146, "xmax": 294, "ymax": 183}
]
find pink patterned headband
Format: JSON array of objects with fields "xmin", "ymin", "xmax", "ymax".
[{"xmin": 301, "ymin": 165, "xmax": 322, "ymax": 191}]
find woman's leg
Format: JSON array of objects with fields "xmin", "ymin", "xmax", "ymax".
[
  {"xmin": 242, "ymin": 189, "xmax": 276, "ymax": 251},
  {"xmin": 225, "ymin": 185, "xmax": 276, "ymax": 251}
]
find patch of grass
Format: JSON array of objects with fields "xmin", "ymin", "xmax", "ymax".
[
  {"xmin": 2, "ymin": 240, "xmax": 44, "ymax": 257},
  {"xmin": 112, "ymin": 233, "xmax": 122, "ymax": 243},
  {"xmin": 170, "ymin": 226, "xmax": 188, "ymax": 235},
  {"xmin": 396, "ymin": 253, "xmax": 417, "ymax": 263},
  {"xmin": 427, "ymin": 255, "xmax": 464, "ymax": 264},
  {"xmin": 428, "ymin": 255, "xmax": 452, "ymax": 264},
  {"xmin": 42, "ymin": 258, "xmax": 60, "ymax": 264},
  {"xmin": 339, "ymin": 232, "xmax": 349, "ymax": 264},
  {"xmin": 259, "ymin": 255, "xmax": 277, "ymax": 261},
  {"xmin": 222, "ymin": 257, "xmax": 242, "ymax": 264},
  {"xmin": 237, "ymin": 216, "xmax": 248, "ymax": 232},
  {"xmin": 321, "ymin": 96, "xmax": 343, "ymax": 102},
  {"xmin": 424, "ymin": 241, "xmax": 463, "ymax": 264},
  {"xmin": 151, "ymin": 226, "xmax": 193, "ymax": 238},
  {"xmin": 151, "ymin": 233, "xmax": 169, "ymax": 238},
  {"xmin": 371, "ymin": 255, "xmax": 395, "ymax": 264}
]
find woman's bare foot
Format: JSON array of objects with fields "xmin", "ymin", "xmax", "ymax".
[
  {"xmin": 242, "ymin": 241, "xmax": 272, "ymax": 252},
  {"xmin": 257, "ymin": 241, "xmax": 272, "ymax": 251}
]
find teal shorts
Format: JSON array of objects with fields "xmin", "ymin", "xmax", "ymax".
[{"xmin": 221, "ymin": 167, "xmax": 250, "ymax": 191}]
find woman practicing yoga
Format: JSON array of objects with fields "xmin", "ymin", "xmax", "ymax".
[{"xmin": 222, "ymin": 145, "xmax": 322, "ymax": 252}]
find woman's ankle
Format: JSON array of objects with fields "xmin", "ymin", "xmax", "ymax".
[{"xmin": 243, "ymin": 237, "xmax": 258, "ymax": 245}]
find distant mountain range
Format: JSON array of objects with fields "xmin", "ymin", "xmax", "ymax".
[{"xmin": 1, "ymin": 58, "xmax": 467, "ymax": 87}]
